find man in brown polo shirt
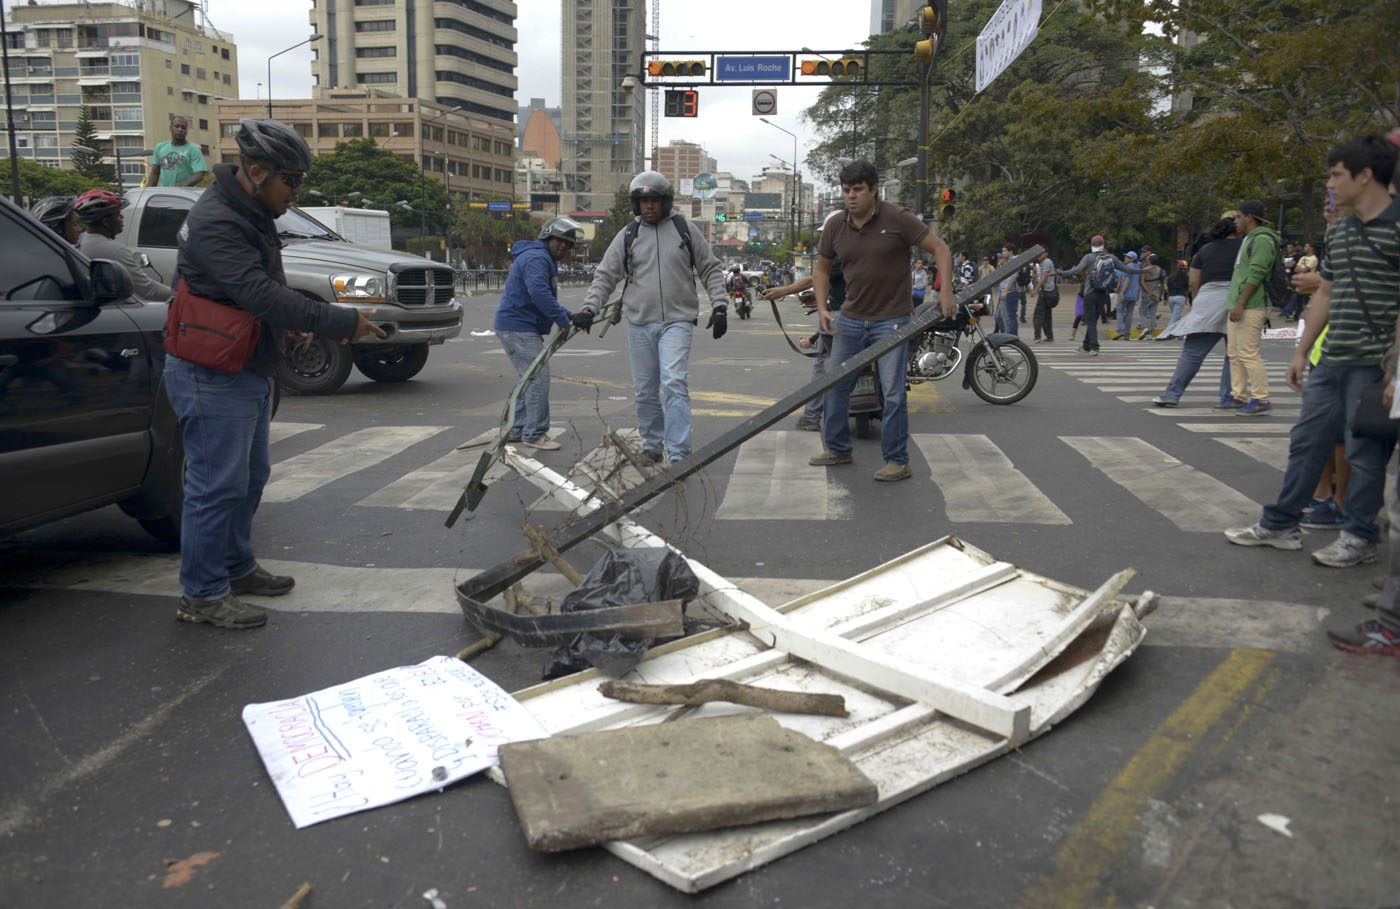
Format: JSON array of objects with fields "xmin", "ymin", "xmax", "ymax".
[{"xmin": 811, "ymin": 159, "xmax": 956, "ymax": 481}]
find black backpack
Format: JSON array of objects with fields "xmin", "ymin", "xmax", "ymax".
[
  {"xmin": 622, "ymin": 214, "xmax": 696, "ymax": 274},
  {"xmin": 1087, "ymin": 254, "xmax": 1118, "ymax": 292},
  {"xmin": 1017, "ymin": 265, "xmax": 1032, "ymax": 287},
  {"xmin": 1250, "ymin": 233, "xmax": 1289, "ymax": 308}
]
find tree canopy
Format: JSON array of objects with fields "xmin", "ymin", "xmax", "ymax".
[
  {"xmin": 9, "ymin": 157, "xmax": 111, "ymax": 203},
  {"xmin": 303, "ymin": 138, "xmax": 448, "ymax": 229},
  {"xmin": 800, "ymin": 0, "xmax": 1399, "ymax": 258}
]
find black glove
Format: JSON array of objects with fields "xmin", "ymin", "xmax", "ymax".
[
  {"xmin": 706, "ymin": 305, "xmax": 727, "ymax": 339},
  {"xmin": 570, "ymin": 310, "xmax": 595, "ymax": 333}
]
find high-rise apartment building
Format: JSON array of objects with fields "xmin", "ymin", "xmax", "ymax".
[
  {"xmin": 309, "ymin": 0, "xmax": 517, "ymax": 128},
  {"xmin": 560, "ymin": 0, "xmax": 645, "ymax": 213},
  {"xmin": 869, "ymin": 0, "xmax": 920, "ymax": 35},
  {"xmin": 1, "ymin": 0, "xmax": 237, "ymax": 185},
  {"xmin": 655, "ymin": 139, "xmax": 716, "ymax": 187}
]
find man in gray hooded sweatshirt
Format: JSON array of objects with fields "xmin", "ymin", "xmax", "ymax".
[{"xmin": 574, "ymin": 171, "xmax": 729, "ymax": 463}]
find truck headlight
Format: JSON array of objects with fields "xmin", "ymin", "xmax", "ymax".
[{"xmin": 331, "ymin": 274, "xmax": 386, "ymax": 302}]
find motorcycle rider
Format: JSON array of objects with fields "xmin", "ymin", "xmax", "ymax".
[
  {"xmin": 164, "ymin": 117, "xmax": 385, "ymax": 630},
  {"xmin": 573, "ymin": 171, "xmax": 729, "ymax": 464},
  {"xmin": 31, "ymin": 196, "xmax": 82, "ymax": 246},
  {"xmin": 74, "ymin": 189, "xmax": 173, "ymax": 301},
  {"xmin": 726, "ymin": 265, "xmax": 751, "ymax": 317},
  {"xmin": 493, "ymin": 216, "xmax": 584, "ymax": 451}
]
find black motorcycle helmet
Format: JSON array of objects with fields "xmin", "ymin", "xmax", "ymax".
[
  {"xmin": 31, "ymin": 195, "xmax": 77, "ymax": 235},
  {"xmin": 235, "ymin": 118, "xmax": 313, "ymax": 173},
  {"xmin": 629, "ymin": 171, "xmax": 673, "ymax": 218}
]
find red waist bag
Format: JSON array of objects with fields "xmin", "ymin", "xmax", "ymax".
[{"xmin": 163, "ymin": 277, "xmax": 261, "ymax": 374}]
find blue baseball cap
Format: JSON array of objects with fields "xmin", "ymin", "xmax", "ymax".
[{"xmin": 1125, "ymin": 251, "xmax": 1139, "ymax": 259}]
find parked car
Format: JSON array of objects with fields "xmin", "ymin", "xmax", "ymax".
[
  {"xmin": 114, "ymin": 187, "xmax": 463, "ymax": 395},
  {"xmin": 0, "ymin": 194, "xmax": 185, "ymax": 542}
]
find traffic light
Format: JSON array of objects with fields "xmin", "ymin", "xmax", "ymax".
[
  {"xmin": 663, "ymin": 89, "xmax": 699, "ymax": 117},
  {"xmin": 938, "ymin": 187, "xmax": 956, "ymax": 221},
  {"xmin": 647, "ymin": 60, "xmax": 706, "ymax": 78},
  {"xmin": 914, "ymin": 1, "xmax": 948, "ymax": 65},
  {"xmin": 799, "ymin": 58, "xmax": 862, "ymax": 77}
]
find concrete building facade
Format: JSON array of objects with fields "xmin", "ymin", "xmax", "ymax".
[
  {"xmin": 1, "ymin": 0, "xmax": 237, "ymax": 184},
  {"xmin": 869, "ymin": 0, "xmax": 920, "ymax": 35},
  {"xmin": 309, "ymin": 0, "xmax": 517, "ymax": 128},
  {"xmin": 559, "ymin": 0, "xmax": 645, "ymax": 213},
  {"xmin": 214, "ymin": 93, "xmax": 515, "ymax": 202},
  {"xmin": 654, "ymin": 139, "xmax": 716, "ymax": 187}
]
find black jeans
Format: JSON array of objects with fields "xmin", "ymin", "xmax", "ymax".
[
  {"xmin": 1081, "ymin": 289, "xmax": 1107, "ymax": 351},
  {"xmin": 1033, "ymin": 289, "xmax": 1058, "ymax": 340}
]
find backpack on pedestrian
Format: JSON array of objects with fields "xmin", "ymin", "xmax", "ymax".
[
  {"xmin": 1017, "ymin": 264, "xmax": 1032, "ymax": 288},
  {"xmin": 1249, "ymin": 233, "xmax": 1289, "ymax": 309},
  {"xmin": 1087, "ymin": 254, "xmax": 1118, "ymax": 293}
]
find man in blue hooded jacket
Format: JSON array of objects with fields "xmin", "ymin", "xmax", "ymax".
[{"xmin": 493, "ymin": 217, "xmax": 583, "ymax": 450}]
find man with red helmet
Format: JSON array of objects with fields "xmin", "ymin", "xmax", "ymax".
[{"xmin": 75, "ymin": 188, "xmax": 172, "ymax": 301}]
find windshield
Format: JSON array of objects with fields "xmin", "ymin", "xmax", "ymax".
[{"xmin": 274, "ymin": 206, "xmax": 344, "ymax": 241}]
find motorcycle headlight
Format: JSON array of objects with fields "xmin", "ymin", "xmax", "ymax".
[{"xmin": 331, "ymin": 273, "xmax": 387, "ymax": 303}]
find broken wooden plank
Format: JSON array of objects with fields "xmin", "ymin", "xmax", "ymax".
[
  {"xmin": 498, "ymin": 714, "xmax": 878, "ymax": 852},
  {"xmin": 459, "ymin": 596, "xmax": 685, "ymax": 647},
  {"xmin": 598, "ymin": 679, "xmax": 848, "ymax": 718},
  {"xmin": 522, "ymin": 523, "xmax": 585, "ymax": 585}
]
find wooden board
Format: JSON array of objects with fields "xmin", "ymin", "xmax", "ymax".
[{"xmin": 499, "ymin": 714, "xmax": 878, "ymax": 851}]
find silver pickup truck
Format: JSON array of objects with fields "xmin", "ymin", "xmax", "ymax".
[{"xmin": 113, "ymin": 187, "xmax": 462, "ymax": 395}]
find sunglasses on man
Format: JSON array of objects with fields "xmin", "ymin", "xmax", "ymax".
[{"xmin": 278, "ymin": 170, "xmax": 307, "ymax": 189}]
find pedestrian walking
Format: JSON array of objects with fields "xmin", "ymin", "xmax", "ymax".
[
  {"xmin": 1031, "ymin": 250, "xmax": 1058, "ymax": 342},
  {"xmin": 1114, "ymin": 252, "xmax": 1143, "ymax": 339},
  {"xmin": 146, "ymin": 116, "xmax": 209, "ymax": 188},
  {"xmin": 1152, "ymin": 217, "xmax": 1240, "ymax": 406},
  {"xmin": 1226, "ymin": 134, "xmax": 1399, "ymax": 581},
  {"xmin": 1223, "ymin": 199, "xmax": 1284, "ymax": 415},
  {"xmin": 575, "ymin": 171, "xmax": 729, "ymax": 464},
  {"xmin": 1058, "ymin": 236, "xmax": 1142, "ymax": 355},
  {"xmin": 164, "ymin": 118, "xmax": 385, "ymax": 629},
  {"xmin": 1136, "ymin": 253, "xmax": 1166, "ymax": 339},
  {"xmin": 493, "ymin": 217, "xmax": 584, "ymax": 451},
  {"xmin": 1162, "ymin": 255, "xmax": 1191, "ymax": 335}
]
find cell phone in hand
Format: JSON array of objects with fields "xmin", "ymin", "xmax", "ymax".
[{"xmin": 1326, "ymin": 189, "xmax": 1336, "ymax": 215}]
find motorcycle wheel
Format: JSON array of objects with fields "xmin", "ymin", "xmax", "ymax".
[{"xmin": 968, "ymin": 339, "xmax": 1037, "ymax": 404}]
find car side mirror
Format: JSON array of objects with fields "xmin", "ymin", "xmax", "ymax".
[{"xmin": 89, "ymin": 258, "xmax": 134, "ymax": 306}]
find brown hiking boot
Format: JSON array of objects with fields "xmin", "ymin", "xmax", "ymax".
[
  {"xmin": 873, "ymin": 462, "xmax": 912, "ymax": 482},
  {"xmin": 230, "ymin": 565, "xmax": 295, "ymax": 597},
  {"xmin": 177, "ymin": 594, "xmax": 268, "ymax": 630}
]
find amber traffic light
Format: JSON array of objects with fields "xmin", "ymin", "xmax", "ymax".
[
  {"xmin": 938, "ymin": 187, "xmax": 956, "ymax": 221},
  {"xmin": 647, "ymin": 60, "xmax": 706, "ymax": 78},
  {"xmin": 799, "ymin": 58, "xmax": 861, "ymax": 77}
]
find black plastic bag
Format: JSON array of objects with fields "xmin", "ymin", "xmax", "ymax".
[{"xmin": 542, "ymin": 548, "xmax": 699, "ymax": 680}]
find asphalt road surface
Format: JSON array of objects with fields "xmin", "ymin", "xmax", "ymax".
[{"xmin": 3, "ymin": 287, "xmax": 1396, "ymax": 907}]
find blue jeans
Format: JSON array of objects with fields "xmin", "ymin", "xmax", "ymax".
[
  {"xmin": 497, "ymin": 329, "xmax": 550, "ymax": 441},
  {"xmin": 1260, "ymin": 362, "xmax": 1395, "ymax": 541},
  {"xmin": 163, "ymin": 355, "xmax": 273, "ymax": 602},
  {"xmin": 628, "ymin": 320, "xmax": 694, "ymax": 460},
  {"xmin": 1116, "ymin": 298, "xmax": 1138, "ymax": 336},
  {"xmin": 1164, "ymin": 295, "xmax": 1188, "ymax": 333},
  {"xmin": 1159, "ymin": 333, "xmax": 1231, "ymax": 403},
  {"xmin": 998, "ymin": 293, "xmax": 1022, "ymax": 335},
  {"xmin": 823, "ymin": 312, "xmax": 911, "ymax": 464}
]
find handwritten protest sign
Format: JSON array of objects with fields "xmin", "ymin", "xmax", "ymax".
[{"xmin": 242, "ymin": 655, "xmax": 548, "ymax": 828}]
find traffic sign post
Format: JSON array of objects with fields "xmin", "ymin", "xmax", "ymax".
[{"xmin": 751, "ymin": 89, "xmax": 777, "ymax": 116}]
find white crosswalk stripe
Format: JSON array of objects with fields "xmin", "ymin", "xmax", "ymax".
[
  {"xmin": 1218, "ymin": 436, "xmax": 1290, "ymax": 465},
  {"xmin": 268, "ymin": 421, "xmax": 324, "ymax": 445},
  {"xmin": 262, "ymin": 425, "xmax": 450, "ymax": 503},
  {"xmin": 714, "ymin": 430, "xmax": 850, "ymax": 521},
  {"xmin": 1144, "ymin": 407, "xmax": 1300, "ymax": 418},
  {"xmin": 1179, "ymin": 422, "xmax": 1292, "ymax": 433},
  {"xmin": 1062, "ymin": 436, "xmax": 1261, "ymax": 531},
  {"xmin": 910, "ymin": 433, "xmax": 1070, "ymax": 524}
]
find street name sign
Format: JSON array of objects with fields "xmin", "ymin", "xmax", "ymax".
[{"xmin": 716, "ymin": 55, "xmax": 790, "ymax": 82}]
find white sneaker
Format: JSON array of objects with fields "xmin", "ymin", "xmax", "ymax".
[
  {"xmin": 1224, "ymin": 523, "xmax": 1302, "ymax": 550},
  {"xmin": 1310, "ymin": 531, "xmax": 1378, "ymax": 568}
]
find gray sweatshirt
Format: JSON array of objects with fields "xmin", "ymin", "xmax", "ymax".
[
  {"xmin": 582, "ymin": 215, "xmax": 727, "ymax": 324},
  {"xmin": 80, "ymin": 231, "xmax": 173, "ymax": 302}
]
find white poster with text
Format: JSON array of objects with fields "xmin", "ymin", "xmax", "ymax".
[
  {"xmin": 976, "ymin": 0, "xmax": 1043, "ymax": 93},
  {"xmin": 242, "ymin": 656, "xmax": 548, "ymax": 828}
]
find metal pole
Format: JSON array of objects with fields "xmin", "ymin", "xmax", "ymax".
[
  {"xmin": 115, "ymin": 146, "xmax": 123, "ymax": 195},
  {"xmin": 914, "ymin": 61, "xmax": 929, "ymax": 220},
  {"xmin": 1, "ymin": 0, "xmax": 24, "ymax": 203}
]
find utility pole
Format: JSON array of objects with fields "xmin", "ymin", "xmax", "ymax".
[
  {"xmin": 2, "ymin": 0, "xmax": 23, "ymax": 202},
  {"xmin": 913, "ymin": 2, "xmax": 948, "ymax": 221}
]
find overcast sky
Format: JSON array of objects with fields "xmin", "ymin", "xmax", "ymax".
[{"xmin": 209, "ymin": 0, "xmax": 873, "ymax": 188}]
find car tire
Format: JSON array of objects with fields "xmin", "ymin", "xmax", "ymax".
[
  {"xmin": 125, "ymin": 442, "xmax": 184, "ymax": 546},
  {"xmin": 278, "ymin": 334, "xmax": 354, "ymax": 395},
  {"xmin": 352, "ymin": 343, "xmax": 430, "ymax": 383}
]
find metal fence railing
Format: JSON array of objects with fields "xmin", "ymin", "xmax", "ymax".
[{"xmin": 454, "ymin": 268, "xmax": 596, "ymax": 295}]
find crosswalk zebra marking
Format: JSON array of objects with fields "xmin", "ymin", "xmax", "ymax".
[
  {"xmin": 716, "ymin": 430, "xmax": 850, "ymax": 520},
  {"xmin": 1178, "ymin": 423, "xmax": 1292, "ymax": 433},
  {"xmin": 1062, "ymin": 436, "xmax": 1260, "ymax": 531},
  {"xmin": 1145, "ymin": 407, "xmax": 1300, "ymax": 418},
  {"xmin": 268, "ymin": 422, "xmax": 324, "ymax": 445},
  {"xmin": 263, "ymin": 425, "xmax": 450, "ymax": 503},
  {"xmin": 1217, "ymin": 436, "xmax": 1290, "ymax": 466},
  {"xmin": 912, "ymin": 434, "xmax": 1071, "ymax": 524}
]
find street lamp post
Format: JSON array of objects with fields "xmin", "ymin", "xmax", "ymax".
[
  {"xmin": 760, "ymin": 118, "xmax": 799, "ymax": 255},
  {"xmin": 306, "ymin": 189, "xmax": 361, "ymax": 206},
  {"xmin": 418, "ymin": 105, "xmax": 462, "ymax": 259},
  {"xmin": 113, "ymin": 147, "xmax": 151, "ymax": 195},
  {"xmin": 267, "ymin": 34, "xmax": 322, "ymax": 119}
]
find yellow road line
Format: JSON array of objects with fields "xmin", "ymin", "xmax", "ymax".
[{"xmin": 1021, "ymin": 648, "xmax": 1276, "ymax": 909}]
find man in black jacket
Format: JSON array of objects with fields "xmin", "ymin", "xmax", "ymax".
[{"xmin": 165, "ymin": 118, "xmax": 383, "ymax": 629}]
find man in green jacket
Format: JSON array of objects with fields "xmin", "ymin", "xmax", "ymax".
[{"xmin": 1222, "ymin": 199, "xmax": 1283, "ymax": 415}]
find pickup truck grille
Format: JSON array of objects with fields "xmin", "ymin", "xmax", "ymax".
[{"xmin": 393, "ymin": 268, "xmax": 455, "ymax": 306}]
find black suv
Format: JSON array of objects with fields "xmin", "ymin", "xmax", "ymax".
[{"xmin": 0, "ymin": 194, "xmax": 185, "ymax": 542}]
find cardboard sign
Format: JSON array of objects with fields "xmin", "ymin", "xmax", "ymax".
[{"xmin": 242, "ymin": 656, "xmax": 548, "ymax": 828}]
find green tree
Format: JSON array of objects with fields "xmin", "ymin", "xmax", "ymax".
[
  {"xmin": 590, "ymin": 188, "xmax": 636, "ymax": 255},
  {"xmin": 9, "ymin": 157, "xmax": 110, "ymax": 203},
  {"xmin": 69, "ymin": 106, "xmax": 115, "ymax": 184},
  {"xmin": 304, "ymin": 138, "xmax": 448, "ymax": 229}
]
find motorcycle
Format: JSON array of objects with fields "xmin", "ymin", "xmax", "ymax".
[
  {"xmin": 731, "ymin": 285, "xmax": 753, "ymax": 320},
  {"xmin": 847, "ymin": 293, "xmax": 1038, "ymax": 436}
]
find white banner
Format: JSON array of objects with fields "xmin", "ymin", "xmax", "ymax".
[
  {"xmin": 242, "ymin": 655, "xmax": 548, "ymax": 828},
  {"xmin": 976, "ymin": 0, "xmax": 1043, "ymax": 92},
  {"xmin": 680, "ymin": 178, "xmax": 695, "ymax": 197}
]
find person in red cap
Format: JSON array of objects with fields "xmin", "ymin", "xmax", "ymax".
[{"xmin": 1056, "ymin": 235, "xmax": 1142, "ymax": 355}]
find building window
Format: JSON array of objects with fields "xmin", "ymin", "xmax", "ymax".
[
  {"xmin": 438, "ymin": 0, "xmax": 513, "ymax": 26},
  {"xmin": 291, "ymin": 122, "xmax": 313, "ymax": 138},
  {"xmin": 368, "ymin": 122, "xmax": 391, "ymax": 137},
  {"xmin": 355, "ymin": 20, "xmax": 396, "ymax": 32},
  {"xmin": 394, "ymin": 122, "xmax": 414, "ymax": 137},
  {"xmin": 35, "ymin": 134, "xmax": 59, "ymax": 148},
  {"xmin": 433, "ymin": 17, "xmax": 510, "ymax": 50},
  {"xmin": 35, "ymin": 30, "xmax": 50, "ymax": 48},
  {"xmin": 358, "ymin": 71, "xmax": 397, "ymax": 83},
  {"xmin": 181, "ymin": 63, "xmax": 190, "ymax": 75},
  {"xmin": 112, "ymin": 53, "xmax": 139, "ymax": 67},
  {"xmin": 197, "ymin": 95, "xmax": 207, "ymax": 105},
  {"xmin": 111, "ymin": 82, "xmax": 141, "ymax": 94},
  {"xmin": 433, "ymin": 43, "xmax": 513, "ymax": 74},
  {"xmin": 56, "ymin": 29, "xmax": 73, "ymax": 49},
  {"xmin": 318, "ymin": 122, "xmax": 340, "ymax": 138},
  {"xmin": 356, "ymin": 46, "xmax": 396, "ymax": 57},
  {"xmin": 355, "ymin": 0, "xmax": 395, "ymax": 5},
  {"xmin": 166, "ymin": 59, "xmax": 173, "ymax": 69},
  {"xmin": 426, "ymin": 125, "xmax": 442, "ymax": 142},
  {"xmin": 114, "ymin": 107, "xmax": 142, "ymax": 121},
  {"xmin": 221, "ymin": 123, "xmax": 241, "ymax": 137},
  {"xmin": 167, "ymin": 86, "xmax": 174, "ymax": 95},
  {"xmin": 341, "ymin": 122, "xmax": 363, "ymax": 137},
  {"xmin": 222, "ymin": 48, "xmax": 230, "ymax": 60},
  {"xmin": 30, "ymin": 110, "xmax": 56, "ymax": 122},
  {"xmin": 223, "ymin": 74, "xmax": 231, "ymax": 85},
  {"xmin": 198, "ymin": 118, "xmax": 208, "ymax": 131},
  {"xmin": 195, "ymin": 68, "xmax": 206, "ymax": 80}
]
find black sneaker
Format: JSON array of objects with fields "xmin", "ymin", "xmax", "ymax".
[
  {"xmin": 177, "ymin": 594, "xmax": 268, "ymax": 630},
  {"xmin": 230, "ymin": 565, "xmax": 295, "ymax": 597}
]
